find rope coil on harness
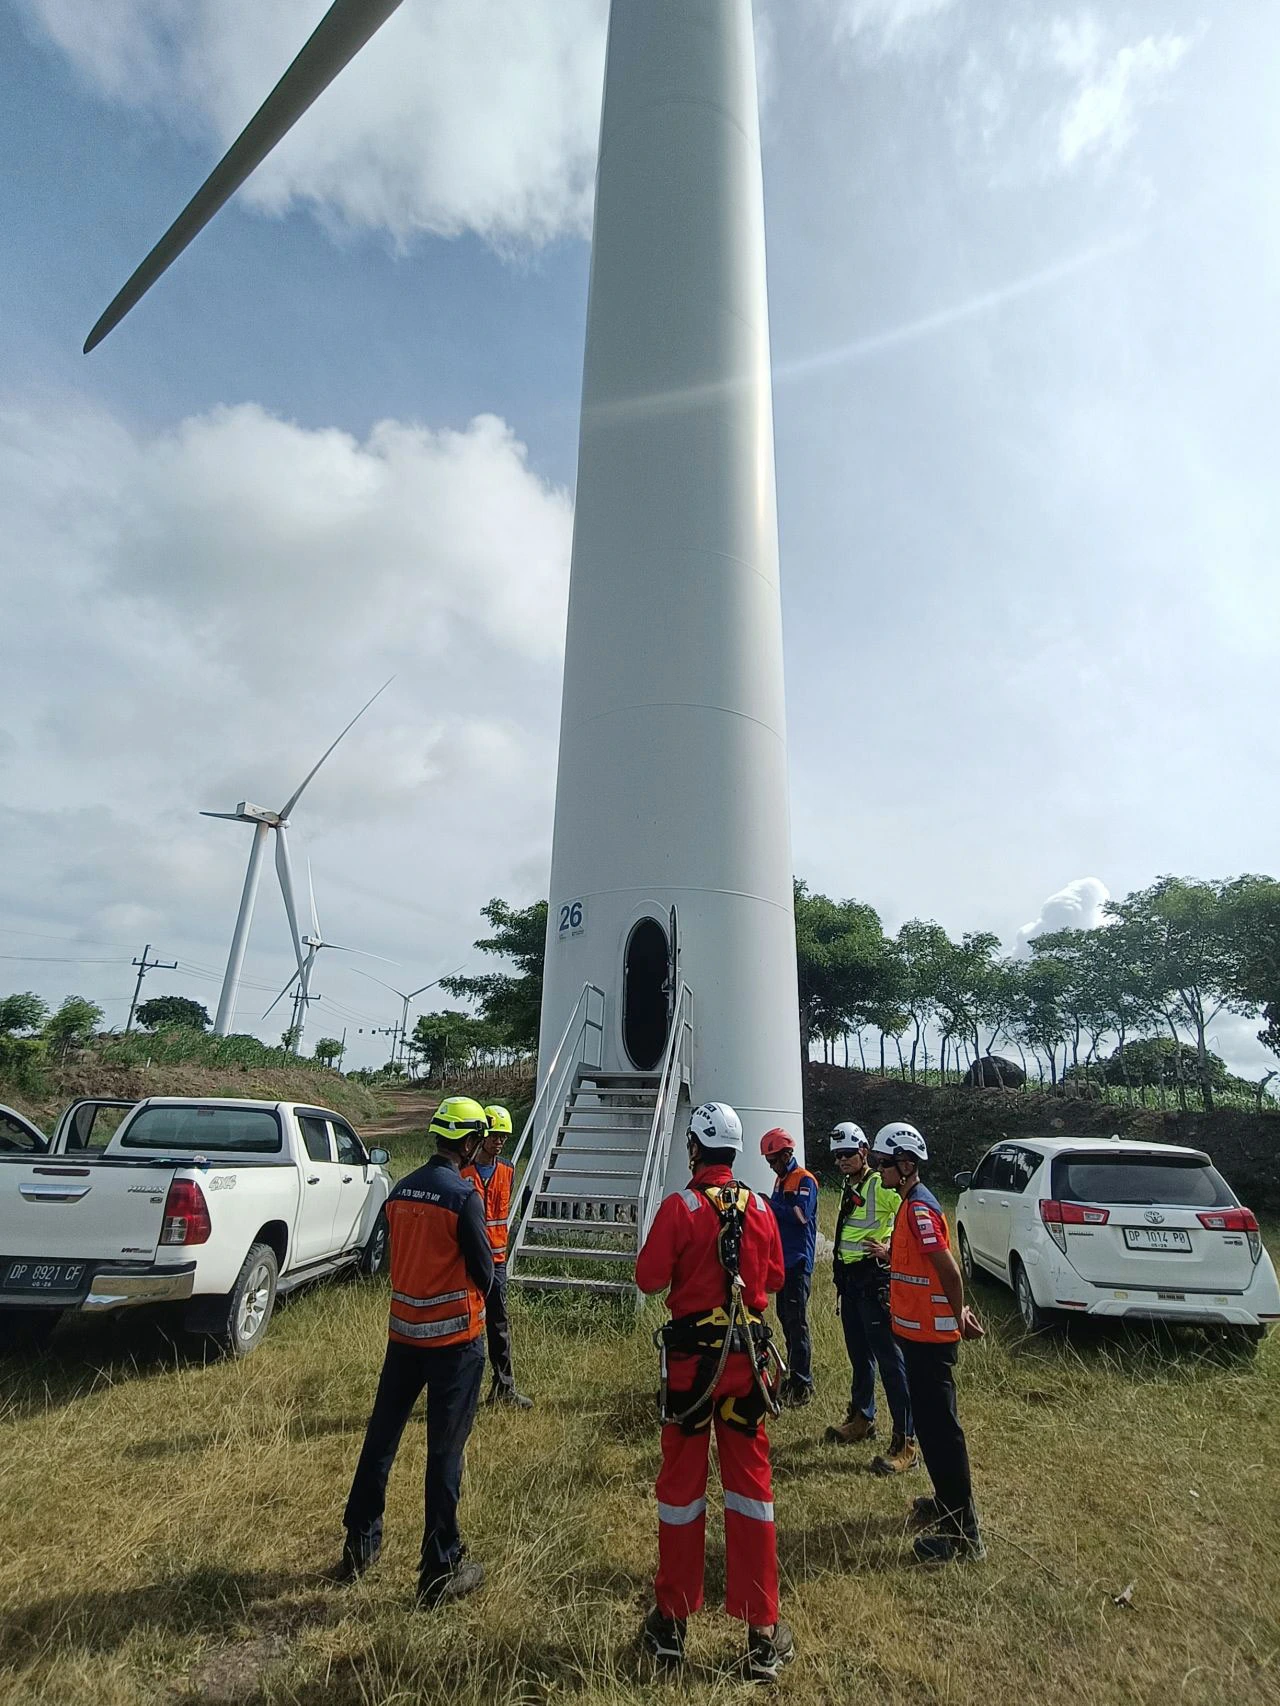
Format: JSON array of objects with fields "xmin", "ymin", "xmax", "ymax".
[{"xmin": 656, "ymin": 1182, "xmax": 785, "ymax": 1433}]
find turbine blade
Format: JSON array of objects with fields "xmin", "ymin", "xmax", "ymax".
[
  {"xmin": 274, "ymin": 826, "xmax": 308, "ymax": 982},
  {"xmin": 323, "ymin": 943, "xmax": 399, "ymax": 963},
  {"xmin": 277, "ymin": 676, "xmax": 394, "ymax": 820},
  {"xmin": 261, "ymin": 968, "xmax": 301, "ymax": 1020},
  {"xmin": 200, "ymin": 811, "xmax": 249, "ymax": 821},
  {"xmin": 83, "ymin": 0, "xmax": 408, "ymax": 353},
  {"xmin": 345, "ymin": 965, "xmax": 406, "ymax": 999},
  {"xmin": 307, "ymin": 858, "xmax": 321, "ymax": 941}
]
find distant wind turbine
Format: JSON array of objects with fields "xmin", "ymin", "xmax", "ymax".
[
  {"xmin": 203, "ymin": 679, "xmax": 392, "ymax": 1036},
  {"xmin": 349, "ymin": 965, "xmax": 463, "ymax": 1071},
  {"xmin": 262, "ymin": 860, "xmax": 398, "ymax": 1053}
]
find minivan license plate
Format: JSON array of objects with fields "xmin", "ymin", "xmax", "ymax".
[
  {"xmin": 1123, "ymin": 1228, "xmax": 1192, "ymax": 1252},
  {"xmin": 2, "ymin": 1258, "xmax": 88, "ymax": 1292}
]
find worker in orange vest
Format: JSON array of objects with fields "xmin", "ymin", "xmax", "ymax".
[
  {"xmin": 462, "ymin": 1103, "xmax": 532, "ymax": 1409},
  {"xmin": 336, "ymin": 1096, "xmax": 493, "ymax": 1605},
  {"xmin": 872, "ymin": 1122, "xmax": 986, "ymax": 1563}
]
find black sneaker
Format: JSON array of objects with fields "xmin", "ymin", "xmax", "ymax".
[
  {"xmin": 746, "ymin": 1620, "xmax": 796, "ymax": 1682},
  {"xmin": 417, "ymin": 1558, "xmax": 486, "ymax": 1607},
  {"xmin": 328, "ymin": 1537, "xmax": 379, "ymax": 1583},
  {"xmin": 641, "ymin": 1605, "xmax": 687, "ymax": 1665},
  {"xmin": 488, "ymin": 1384, "xmax": 534, "ymax": 1410},
  {"xmin": 912, "ymin": 1527, "xmax": 986, "ymax": 1564}
]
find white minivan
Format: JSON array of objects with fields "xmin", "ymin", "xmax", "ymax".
[{"xmin": 954, "ymin": 1136, "xmax": 1280, "ymax": 1351}]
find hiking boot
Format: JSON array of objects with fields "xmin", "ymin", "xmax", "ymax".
[
  {"xmin": 825, "ymin": 1409, "xmax": 876, "ymax": 1445},
  {"xmin": 871, "ymin": 1433, "xmax": 920, "ymax": 1476},
  {"xmin": 416, "ymin": 1557, "xmax": 486, "ymax": 1607},
  {"xmin": 746, "ymin": 1619, "xmax": 796, "ymax": 1683},
  {"xmin": 487, "ymin": 1383, "xmax": 534, "ymax": 1410},
  {"xmin": 912, "ymin": 1526, "xmax": 987, "ymax": 1564},
  {"xmin": 328, "ymin": 1536, "xmax": 379, "ymax": 1583},
  {"xmin": 908, "ymin": 1495, "xmax": 945, "ymax": 1530},
  {"xmin": 640, "ymin": 1605, "xmax": 687, "ymax": 1666}
]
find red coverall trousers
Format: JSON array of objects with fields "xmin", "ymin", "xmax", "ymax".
[{"xmin": 655, "ymin": 1350, "xmax": 778, "ymax": 1627}]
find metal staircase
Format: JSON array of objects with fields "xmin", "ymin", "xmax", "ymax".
[{"xmin": 507, "ymin": 983, "xmax": 694, "ymax": 1300}]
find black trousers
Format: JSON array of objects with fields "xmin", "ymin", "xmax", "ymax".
[
  {"xmin": 899, "ymin": 1337, "xmax": 974, "ymax": 1532},
  {"xmin": 485, "ymin": 1261, "xmax": 516, "ymax": 1391},
  {"xmin": 343, "ymin": 1337, "xmax": 485, "ymax": 1580},
  {"xmin": 834, "ymin": 1261, "xmax": 912, "ymax": 1438},
  {"xmin": 776, "ymin": 1263, "xmax": 813, "ymax": 1390}
]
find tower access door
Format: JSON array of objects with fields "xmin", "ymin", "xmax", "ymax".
[{"xmin": 622, "ymin": 916, "xmax": 670, "ymax": 1071}]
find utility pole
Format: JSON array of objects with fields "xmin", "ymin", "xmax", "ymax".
[
  {"xmin": 337, "ymin": 1027, "xmax": 347, "ymax": 1073},
  {"xmin": 125, "ymin": 944, "xmax": 178, "ymax": 1032}
]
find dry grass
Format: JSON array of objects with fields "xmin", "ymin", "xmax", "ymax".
[{"xmin": 2, "ymin": 1179, "xmax": 1279, "ymax": 1706}]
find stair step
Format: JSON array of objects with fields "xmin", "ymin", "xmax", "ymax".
[
  {"xmin": 559, "ymin": 1122, "xmax": 652, "ymax": 1135},
  {"xmin": 520, "ymin": 1245, "xmax": 636, "ymax": 1263},
  {"xmin": 579, "ymin": 1073, "xmax": 660, "ymax": 1086},
  {"xmin": 522, "ymin": 1215, "xmax": 637, "ymax": 1233},
  {"xmin": 511, "ymin": 1274, "xmax": 633, "ymax": 1297},
  {"xmin": 548, "ymin": 1146, "xmax": 647, "ymax": 1159}
]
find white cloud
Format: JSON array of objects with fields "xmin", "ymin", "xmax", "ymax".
[
  {"xmin": 1057, "ymin": 31, "xmax": 1192, "ymax": 167},
  {"xmin": 828, "ymin": 0, "xmax": 959, "ymax": 49},
  {"xmin": 21, "ymin": 0, "xmax": 608, "ymax": 244},
  {"xmin": 1017, "ymin": 877, "xmax": 1111, "ymax": 951},
  {"xmin": 0, "ymin": 392, "xmax": 571, "ymax": 1053}
]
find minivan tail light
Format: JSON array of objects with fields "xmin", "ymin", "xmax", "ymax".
[
  {"xmin": 1039, "ymin": 1198, "xmax": 1109, "ymax": 1252},
  {"xmin": 161, "ymin": 1178, "xmax": 212, "ymax": 1246},
  {"xmin": 1197, "ymin": 1207, "xmax": 1262, "ymax": 1263}
]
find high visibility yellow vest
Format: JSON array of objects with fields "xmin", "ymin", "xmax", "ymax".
[{"xmin": 835, "ymin": 1169, "xmax": 900, "ymax": 1264}]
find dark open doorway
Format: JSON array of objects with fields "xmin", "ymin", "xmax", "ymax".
[{"xmin": 623, "ymin": 916, "xmax": 670, "ymax": 1071}]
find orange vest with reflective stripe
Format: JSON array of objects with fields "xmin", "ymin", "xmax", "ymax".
[
  {"xmin": 386, "ymin": 1165, "xmax": 486, "ymax": 1348},
  {"xmin": 888, "ymin": 1186, "xmax": 960, "ymax": 1344},
  {"xmin": 460, "ymin": 1157, "xmax": 514, "ymax": 1262}
]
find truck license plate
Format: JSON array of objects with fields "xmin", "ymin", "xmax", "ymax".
[
  {"xmin": 2, "ymin": 1258, "xmax": 88, "ymax": 1293},
  {"xmin": 1122, "ymin": 1228, "xmax": 1192, "ymax": 1252}
]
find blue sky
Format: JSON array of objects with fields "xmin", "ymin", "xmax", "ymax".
[{"xmin": 2, "ymin": 0, "xmax": 1277, "ymax": 1074}]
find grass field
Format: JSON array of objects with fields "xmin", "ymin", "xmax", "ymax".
[{"xmin": 3, "ymin": 1143, "xmax": 1279, "ymax": 1706}]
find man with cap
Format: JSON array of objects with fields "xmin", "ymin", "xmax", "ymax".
[
  {"xmin": 824, "ymin": 1121, "xmax": 915, "ymax": 1474},
  {"xmin": 760, "ymin": 1126, "xmax": 819, "ymax": 1407},
  {"xmin": 636, "ymin": 1101, "xmax": 795, "ymax": 1683},
  {"xmin": 873, "ymin": 1121, "xmax": 986, "ymax": 1562},
  {"xmin": 336, "ymin": 1094, "xmax": 494, "ymax": 1605},
  {"xmin": 461, "ymin": 1103, "xmax": 532, "ymax": 1409}
]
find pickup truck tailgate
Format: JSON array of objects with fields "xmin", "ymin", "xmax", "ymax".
[{"xmin": 1, "ymin": 1161, "xmax": 174, "ymax": 1264}]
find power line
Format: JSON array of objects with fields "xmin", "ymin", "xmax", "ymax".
[
  {"xmin": 125, "ymin": 944, "xmax": 179, "ymax": 1032},
  {"xmin": 0, "ymin": 954, "xmax": 131, "ymax": 964}
]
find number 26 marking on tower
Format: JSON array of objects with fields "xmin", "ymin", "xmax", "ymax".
[{"xmin": 558, "ymin": 900, "xmax": 585, "ymax": 937}]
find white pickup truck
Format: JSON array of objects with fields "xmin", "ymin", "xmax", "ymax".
[{"xmin": 0, "ymin": 1097, "xmax": 391, "ymax": 1357}]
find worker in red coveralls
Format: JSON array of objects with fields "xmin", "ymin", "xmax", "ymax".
[{"xmin": 635, "ymin": 1101, "xmax": 795, "ymax": 1683}]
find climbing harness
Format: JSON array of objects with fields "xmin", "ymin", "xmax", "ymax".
[{"xmin": 655, "ymin": 1182, "xmax": 786, "ymax": 1434}]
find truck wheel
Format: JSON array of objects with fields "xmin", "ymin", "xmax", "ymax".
[
  {"xmin": 195, "ymin": 1243, "xmax": 278, "ymax": 1359},
  {"xmin": 356, "ymin": 1211, "xmax": 388, "ymax": 1280},
  {"xmin": 0, "ymin": 1309, "xmax": 61, "ymax": 1356}
]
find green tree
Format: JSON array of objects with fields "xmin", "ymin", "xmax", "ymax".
[
  {"xmin": 441, "ymin": 898, "xmax": 547, "ymax": 1055},
  {"xmin": 1010, "ymin": 953, "xmax": 1071, "ymax": 1083},
  {"xmin": 793, "ymin": 882, "xmax": 894, "ymax": 1063},
  {"xmin": 135, "ymin": 995, "xmax": 211, "ymax": 1031},
  {"xmin": 313, "ymin": 1036, "xmax": 344, "ymax": 1067},
  {"xmin": 43, "ymin": 996, "xmax": 103, "ymax": 1060},
  {"xmin": 894, "ymin": 921, "xmax": 949, "ymax": 1079},
  {"xmin": 0, "ymin": 992, "xmax": 48, "ymax": 1035},
  {"xmin": 409, "ymin": 1009, "xmax": 504, "ymax": 1082},
  {"xmin": 1223, "ymin": 875, "xmax": 1280, "ymax": 1061}
]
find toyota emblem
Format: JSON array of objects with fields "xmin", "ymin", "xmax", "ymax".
[{"xmin": 1144, "ymin": 1209, "xmax": 1165, "ymax": 1225}]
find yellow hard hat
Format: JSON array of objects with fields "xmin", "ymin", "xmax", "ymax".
[
  {"xmin": 429, "ymin": 1095, "xmax": 488, "ymax": 1146},
  {"xmin": 484, "ymin": 1104, "xmax": 513, "ymax": 1136}
]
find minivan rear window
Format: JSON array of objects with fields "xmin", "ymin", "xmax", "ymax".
[
  {"xmin": 1052, "ymin": 1153, "xmax": 1234, "ymax": 1209},
  {"xmin": 120, "ymin": 1106, "xmax": 282, "ymax": 1153}
]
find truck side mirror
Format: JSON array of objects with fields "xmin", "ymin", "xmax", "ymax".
[{"xmin": 368, "ymin": 1147, "xmax": 390, "ymax": 1167}]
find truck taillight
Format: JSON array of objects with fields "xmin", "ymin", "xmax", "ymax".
[
  {"xmin": 1039, "ymin": 1198, "xmax": 1109, "ymax": 1252},
  {"xmin": 161, "ymin": 1178, "xmax": 212, "ymax": 1246},
  {"xmin": 1198, "ymin": 1207, "xmax": 1262, "ymax": 1263}
]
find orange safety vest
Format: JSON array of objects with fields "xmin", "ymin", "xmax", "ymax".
[
  {"xmin": 385, "ymin": 1165, "xmax": 486, "ymax": 1348},
  {"xmin": 461, "ymin": 1157, "xmax": 514, "ymax": 1262},
  {"xmin": 888, "ymin": 1187, "xmax": 960, "ymax": 1344}
]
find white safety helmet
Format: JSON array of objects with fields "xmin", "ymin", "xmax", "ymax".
[
  {"xmin": 872, "ymin": 1121, "xmax": 929, "ymax": 1164},
  {"xmin": 830, "ymin": 1121, "xmax": 869, "ymax": 1156},
  {"xmin": 688, "ymin": 1101, "xmax": 743, "ymax": 1154}
]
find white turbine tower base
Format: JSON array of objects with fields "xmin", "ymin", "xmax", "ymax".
[{"xmin": 539, "ymin": 1, "xmax": 802, "ymax": 1192}]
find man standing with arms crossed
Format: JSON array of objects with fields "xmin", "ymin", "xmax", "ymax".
[
  {"xmin": 872, "ymin": 1122, "xmax": 986, "ymax": 1562},
  {"xmin": 462, "ymin": 1103, "xmax": 533, "ymax": 1409},
  {"xmin": 335, "ymin": 1096, "xmax": 493, "ymax": 1605},
  {"xmin": 824, "ymin": 1121, "xmax": 917, "ymax": 1479}
]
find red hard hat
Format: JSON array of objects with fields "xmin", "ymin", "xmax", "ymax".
[{"xmin": 759, "ymin": 1126, "xmax": 795, "ymax": 1158}]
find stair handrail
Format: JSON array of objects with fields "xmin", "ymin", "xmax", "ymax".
[
  {"xmin": 507, "ymin": 982, "xmax": 605, "ymax": 1268},
  {"xmin": 636, "ymin": 981, "xmax": 694, "ymax": 1241}
]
